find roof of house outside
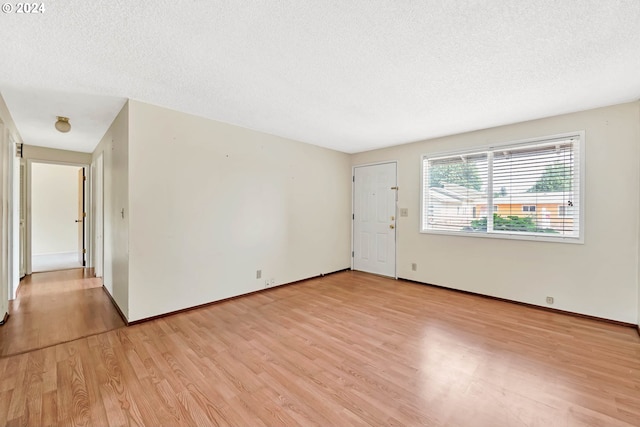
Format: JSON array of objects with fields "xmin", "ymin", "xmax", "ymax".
[{"xmin": 429, "ymin": 187, "xmax": 574, "ymax": 207}]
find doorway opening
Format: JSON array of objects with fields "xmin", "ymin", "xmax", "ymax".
[{"xmin": 30, "ymin": 162, "xmax": 86, "ymax": 273}]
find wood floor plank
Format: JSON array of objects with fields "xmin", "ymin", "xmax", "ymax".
[
  {"xmin": 0, "ymin": 390, "xmax": 13, "ymax": 424},
  {"xmin": 5, "ymin": 354, "xmax": 28, "ymax": 422},
  {"xmin": 152, "ymin": 378, "xmax": 198, "ymax": 426},
  {"xmin": 24, "ymin": 351, "xmax": 45, "ymax": 427},
  {"xmin": 0, "ymin": 355, "xmax": 20, "ymax": 392},
  {"xmin": 40, "ymin": 390, "xmax": 58, "ymax": 427},
  {"xmin": 76, "ymin": 340, "xmax": 110, "ymax": 426},
  {"xmin": 176, "ymin": 387, "xmax": 226, "ymax": 427},
  {"xmin": 1, "ymin": 270, "xmax": 639, "ymax": 426}
]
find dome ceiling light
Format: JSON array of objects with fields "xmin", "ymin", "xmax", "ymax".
[{"xmin": 55, "ymin": 116, "xmax": 71, "ymax": 133}]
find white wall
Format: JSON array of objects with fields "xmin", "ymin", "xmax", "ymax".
[
  {"xmin": 92, "ymin": 101, "xmax": 129, "ymax": 316},
  {"xmin": 23, "ymin": 145, "xmax": 91, "ymax": 164},
  {"xmin": 31, "ymin": 163, "xmax": 80, "ymax": 255},
  {"xmin": 127, "ymin": 100, "xmax": 351, "ymax": 322},
  {"xmin": 352, "ymin": 102, "xmax": 640, "ymax": 324},
  {"xmin": 0, "ymin": 94, "xmax": 23, "ymax": 316}
]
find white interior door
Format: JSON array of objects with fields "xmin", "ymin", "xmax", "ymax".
[{"xmin": 353, "ymin": 162, "xmax": 397, "ymax": 277}]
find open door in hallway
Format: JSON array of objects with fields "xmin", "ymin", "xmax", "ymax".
[{"xmin": 353, "ymin": 162, "xmax": 397, "ymax": 277}]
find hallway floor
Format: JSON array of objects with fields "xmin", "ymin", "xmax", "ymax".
[{"xmin": 0, "ymin": 269, "xmax": 125, "ymax": 358}]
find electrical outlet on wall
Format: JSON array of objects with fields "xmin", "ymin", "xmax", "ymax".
[
  {"xmin": 256, "ymin": 270, "xmax": 262, "ymax": 279},
  {"xmin": 411, "ymin": 263, "xmax": 417, "ymax": 271},
  {"xmin": 546, "ymin": 296, "xmax": 554, "ymax": 304}
]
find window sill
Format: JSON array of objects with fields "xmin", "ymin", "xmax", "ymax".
[{"xmin": 420, "ymin": 229, "xmax": 584, "ymax": 244}]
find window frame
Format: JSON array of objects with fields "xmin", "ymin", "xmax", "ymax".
[{"xmin": 420, "ymin": 131, "xmax": 585, "ymax": 244}]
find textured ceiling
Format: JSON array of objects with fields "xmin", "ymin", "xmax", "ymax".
[
  {"xmin": 1, "ymin": 1, "xmax": 639, "ymax": 154},
  {"xmin": 1, "ymin": 86, "xmax": 126, "ymax": 153}
]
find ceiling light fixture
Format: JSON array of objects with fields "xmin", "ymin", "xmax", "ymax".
[{"xmin": 55, "ymin": 116, "xmax": 71, "ymax": 133}]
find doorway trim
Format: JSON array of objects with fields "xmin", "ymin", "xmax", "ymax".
[
  {"xmin": 25, "ymin": 159, "xmax": 92, "ymax": 275},
  {"xmin": 92, "ymin": 152, "xmax": 104, "ymax": 278},
  {"xmin": 0, "ymin": 119, "xmax": 8, "ymax": 320},
  {"xmin": 351, "ymin": 160, "xmax": 398, "ymax": 278}
]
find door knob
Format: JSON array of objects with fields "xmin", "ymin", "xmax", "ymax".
[{"xmin": 389, "ymin": 224, "xmax": 395, "ymax": 229}]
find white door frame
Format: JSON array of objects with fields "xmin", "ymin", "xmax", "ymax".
[
  {"xmin": 0, "ymin": 122, "xmax": 19, "ymax": 310},
  {"xmin": 93, "ymin": 152, "xmax": 104, "ymax": 278},
  {"xmin": 25, "ymin": 159, "xmax": 92, "ymax": 275},
  {"xmin": 0, "ymin": 120, "xmax": 8, "ymax": 319},
  {"xmin": 19, "ymin": 158, "xmax": 26, "ymax": 279},
  {"xmin": 8, "ymin": 135, "xmax": 19, "ymax": 299},
  {"xmin": 351, "ymin": 160, "xmax": 398, "ymax": 278}
]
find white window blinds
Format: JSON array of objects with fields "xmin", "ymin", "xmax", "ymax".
[
  {"xmin": 422, "ymin": 134, "xmax": 582, "ymax": 242},
  {"xmin": 423, "ymin": 152, "xmax": 488, "ymax": 233}
]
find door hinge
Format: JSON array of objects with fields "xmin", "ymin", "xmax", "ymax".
[
  {"xmin": 83, "ymin": 212, "xmax": 87, "ymax": 217},
  {"xmin": 83, "ymin": 249, "xmax": 87, "ymax": 254},
  {"xmin": 352, "ymin": 214, "xmax": 354, "ymax": 220},
  {"xmin": 351, "ymin": 251, "xmax": 354, "ymax": 257},
  {"xmin": 83, "ymin": 176, "xmax": 87, "ymax": 181},
  {"xmin": 352, "ymin": 176, "xmax": 355, "ymax": 182}
]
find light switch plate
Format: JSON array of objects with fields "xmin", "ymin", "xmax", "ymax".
[{"xmin": 400, "ymin": 208, "xmax": 408, "ymax": 217}]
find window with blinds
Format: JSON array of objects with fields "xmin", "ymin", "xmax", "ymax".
[{"xmin": 422, "ymin": 133, "xmax": 583, "ymax": 242}]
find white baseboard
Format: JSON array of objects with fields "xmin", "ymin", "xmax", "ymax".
[{"xmin": 32, "ymin": 252, "xmax": 82, "ymax": 273}]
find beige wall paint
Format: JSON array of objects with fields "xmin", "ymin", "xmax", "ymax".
[
  {"xmin": 31, "ymin": 163, "xmax": 79, "ymax": 255},
  {"xmin": 22, "ymin": 145, "xmax": 91, "ymax": 164},
  {"xmin": 92, "ymin": 101, "xmax": 129, "ymax": 318},
  {"xmin": 127, "ymin": 100, "xmax": 351, "ymax": 322},
  {"xmin": 352, "ymin": 102, "xmax": 640, "ymax": 324}
]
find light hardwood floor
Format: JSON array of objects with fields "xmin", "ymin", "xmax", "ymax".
[
  {"xmin": 1, "ymin": 271, "xmax": 639, "ymax": 426},
  {"xmin": 0, "ymin": 269, "xmax": 125, "ymax": 358}
]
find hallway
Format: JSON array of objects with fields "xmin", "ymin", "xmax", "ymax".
[{"xmin": 0, "ymin": 269, "xmax": 125, "ymax": 358}]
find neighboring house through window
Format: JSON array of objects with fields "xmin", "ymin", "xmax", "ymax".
[
  {"xmin": 421, "ymin": 132, "xmax": 583, "ymax": 242},
  {"xmin": 558, "ymin": 205, "xmax": 573, "ymax": 217}
]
